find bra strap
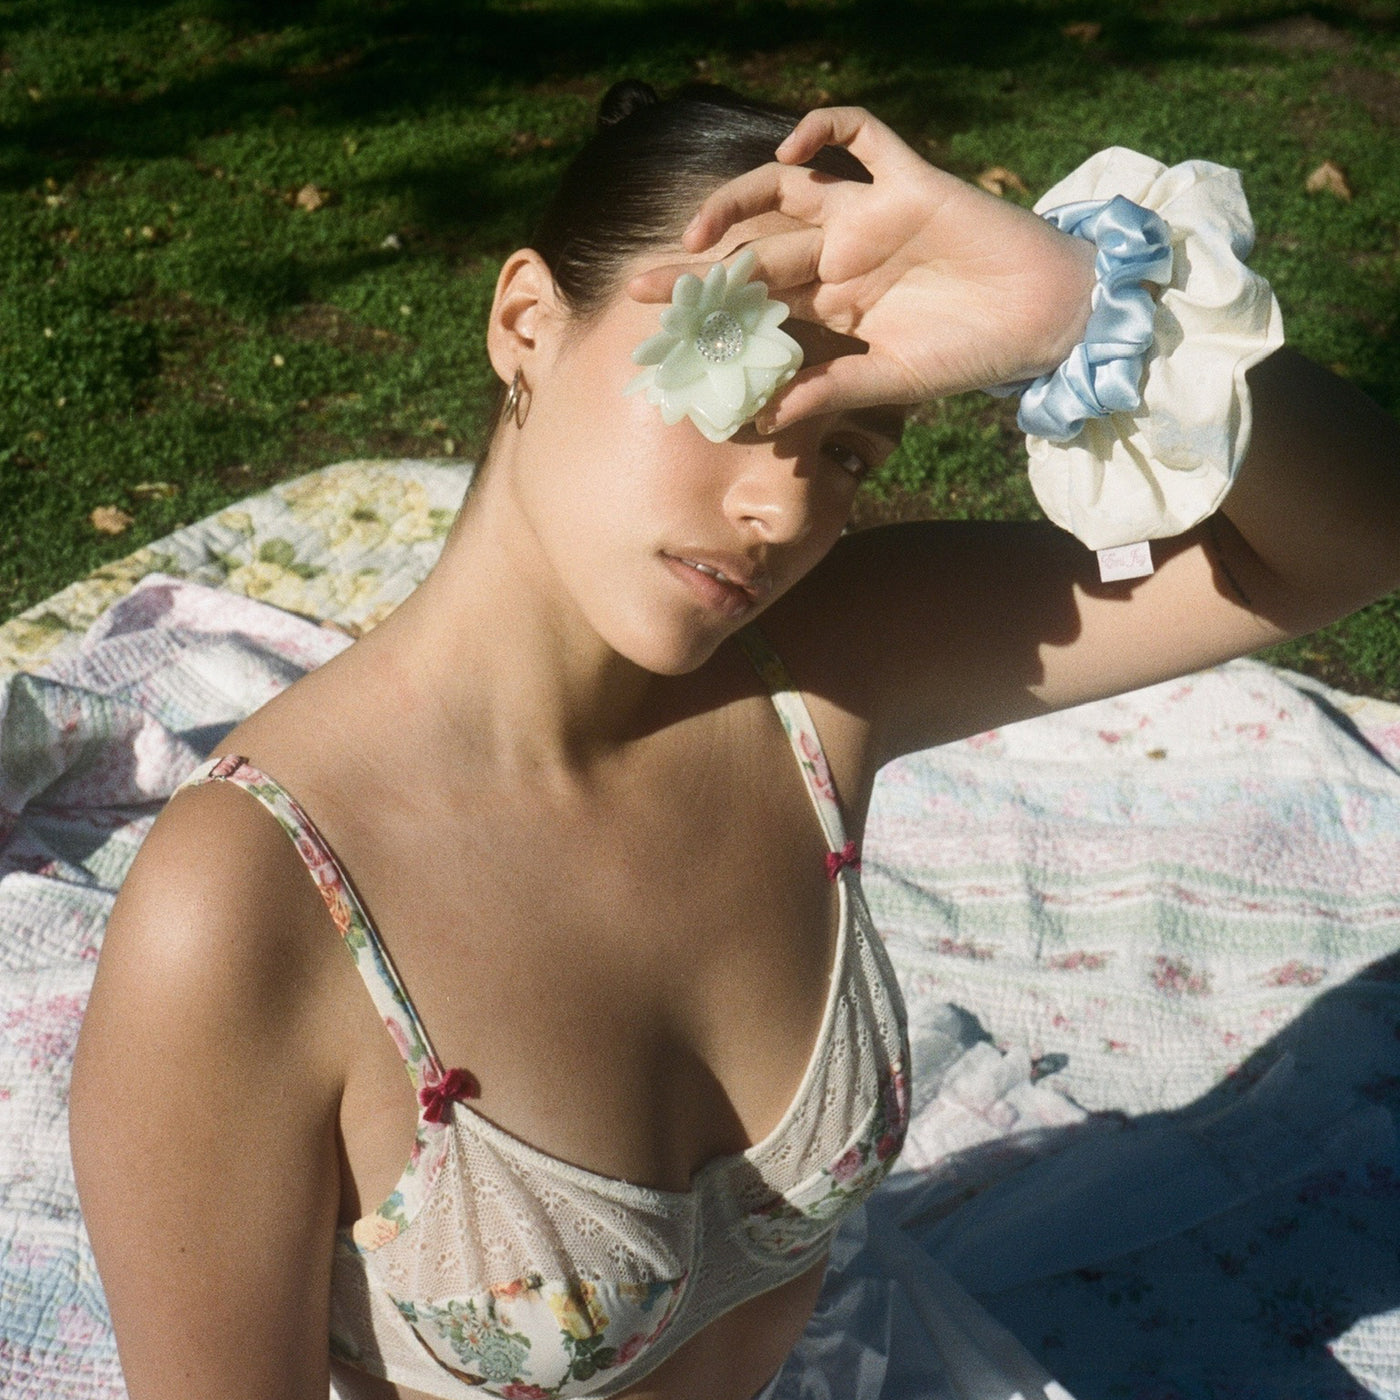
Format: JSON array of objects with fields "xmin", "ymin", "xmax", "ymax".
[
  {"xmin": 735, "ymin": 627, "xmax": 855, "ymax": 871},
  {"xmin": 175, "ymin": 756, "xmax": 476, "ymax": 1116}
]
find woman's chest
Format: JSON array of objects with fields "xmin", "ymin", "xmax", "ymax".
[{"xmin": 327, "ymin": 726, "xmax": 849, "ymax": 1219}]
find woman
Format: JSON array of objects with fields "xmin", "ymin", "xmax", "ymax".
[{"xmin": 68, "ymin": 81, "xmax": 1400, "ymax": 1400}]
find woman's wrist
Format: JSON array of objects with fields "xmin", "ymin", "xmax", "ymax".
[
  {"xmin": 990, "ymin": 196, "xmax": 1175, "ymax": 441},
  {"xmin": 1024, "ymin": 229, "xmax": 1097, "ymax": 383}
]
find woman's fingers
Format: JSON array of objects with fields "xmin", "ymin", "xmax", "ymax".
[
  {"xmin": 732, "ymin": 226, "xmax": 825, "ymax": 300},
  {"xmin": 756, "ymin": 351, "xmax": 919, "ymax": 434},
  {"xmin": 680, "ymin": 106, "xmax": 932, "ymax": 261},
  {"xmin": 773, "ymin": 105, "xmax": 902, "ymax": 173},
  {"xmin": 682, "ymin": 162, "xmax": 838, "ymax": 253},
  {"xmin": 627, "ymin": 227, "xmax": 825, "ymax": 310},
  {"xmin": 626, "ymin": 262, "xmax": 693, "ymax": 304}
]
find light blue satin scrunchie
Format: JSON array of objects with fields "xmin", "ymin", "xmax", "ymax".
[{"xmin": 989, "ymin": 194, "xmax": 1174, "ymax": 442}]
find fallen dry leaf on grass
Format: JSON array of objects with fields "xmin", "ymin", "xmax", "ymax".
[
  {"xmin": 294, "ymin": 183, "xmax": 330, "ymax": 211},
  {"xmin": 131, "ymin": 481, "xmax": 177, "ymax": 500},
  {"xmin": 505, "ymin": 131, "xmax": 557, "ymax": 157},
  {"xmin": 978, "ymin": 166, "xmax": 1030, "ymax": 197},
  {"xmin": 90, "ymin": 506, "xmax": 134, "ymax": 535},
  {"xmin": 1305, "ymin": 160, "xmax": 1353, "ymax": 200}
]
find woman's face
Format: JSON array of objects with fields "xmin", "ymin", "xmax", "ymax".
[{"xmin": 499, "ymin": 218, "xmax": 904, "ymax": 676}]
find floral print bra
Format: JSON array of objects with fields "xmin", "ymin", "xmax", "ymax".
[{"xmin": 176, "ymin": 627, "xmax": 910, "ymax": 1400}]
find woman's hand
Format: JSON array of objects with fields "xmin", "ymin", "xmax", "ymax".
[{"xmin": 628, "ymin": 107, "xmax": 1096, "ymax": 432}]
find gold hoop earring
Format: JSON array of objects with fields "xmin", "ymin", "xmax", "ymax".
[{"xmin": 502, "ymin": 369, "xmax": 527, "ymax": 428}]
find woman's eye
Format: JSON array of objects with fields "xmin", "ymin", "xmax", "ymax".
[{"xmin": 824, "ymin": 444, "xmax": 870, "ymax": 481}]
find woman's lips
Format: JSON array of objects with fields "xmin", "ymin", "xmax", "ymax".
[{"xmin": 662, "ymin": 553, "xmax": 769, "ymax": 617}]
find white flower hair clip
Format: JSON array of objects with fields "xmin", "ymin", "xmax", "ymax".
[{"xmin": 625, "ymin": 249, "xmax": 804, "ymax": 442}]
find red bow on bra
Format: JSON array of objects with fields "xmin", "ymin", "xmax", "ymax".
[
  {"xmin": 825, "ymin": 841, "xmax": 861, "ymax": 881},
  {"xmin": 419, "ymin": 1067, "xmax": 480, "ymax": 1124}
]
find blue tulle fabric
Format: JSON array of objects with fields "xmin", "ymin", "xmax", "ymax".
[{"xmin": 990, "ymin": 194, "xmax": 1174, "ymax": 442}]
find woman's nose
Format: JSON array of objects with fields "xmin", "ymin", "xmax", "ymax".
[{"xmin": 721, "ymin": 449, "xmax": 816, "ymax": 545}]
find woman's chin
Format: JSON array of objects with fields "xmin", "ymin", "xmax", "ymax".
[
  {"xmin": 626, "ymin": 638, "xmax": 724, "ymax": 678},
  {"xmin": 605, "ymin": 620, "xmax": 733, "ymax": 678}
]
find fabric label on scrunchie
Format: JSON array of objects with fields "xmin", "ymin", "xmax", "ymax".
[{"xmin": 1096, "ymin": 540, "xmax": 1154, "ymax": 582}]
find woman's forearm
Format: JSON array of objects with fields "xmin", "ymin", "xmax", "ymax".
[{"xmin": 1218, "ymin": 346, "xmax": 1400, "ymax": 633}]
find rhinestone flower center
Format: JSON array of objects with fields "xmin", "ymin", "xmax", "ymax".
[{"xmin": 695, "ymin": 310, "xmax": 745, "ymax": 364}]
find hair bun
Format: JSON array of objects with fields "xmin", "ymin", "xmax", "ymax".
[{"xmin": 597, "ymin": 79, "xmax": 659, "ymax": 130}]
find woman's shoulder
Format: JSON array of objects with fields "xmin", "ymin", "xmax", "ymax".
[
  {"xmin": 132, "ymin": 764, "xmax": 322, "ymax": 931},
  {"xmin": 756, "ymin": 518, "xmax": 1015, "ymax": 683},
  {"xmin": 72, "ymin": 767, "xmax": 349, "ymax": 1399},
  {"xmin": 98, "ymin": 763, "xmax": 351, "ymax": 1085},
  {"xmin": 754, "ymin": 517, "xmax": 1087, "ymax": 776}
]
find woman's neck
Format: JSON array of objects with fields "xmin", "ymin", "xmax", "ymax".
[{"xmin": 358, "ymin": 469, "xmax": 674, "ymax": 780}]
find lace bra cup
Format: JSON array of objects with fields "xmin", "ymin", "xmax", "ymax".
[{"xmin": 177, "ymin": 627, "xmax": 910, "ymax": 1399}]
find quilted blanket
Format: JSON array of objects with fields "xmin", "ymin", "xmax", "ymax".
[{"xmin": 2, "ymin": 461, "xmax": 1397, "ymax": 1399}]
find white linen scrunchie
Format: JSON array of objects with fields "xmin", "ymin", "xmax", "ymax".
[{"xmin": 1024, "ymin": 148, "xmax": 1285, "ymax": 552}]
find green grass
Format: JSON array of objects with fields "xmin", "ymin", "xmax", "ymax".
[{"xmin": 2, "ymin": 0, "xmax": 1398, "ymax": 699}]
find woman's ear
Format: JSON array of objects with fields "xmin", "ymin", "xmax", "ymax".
[{"xmin": 486, "ymin": 249, "xmax": 561, "ymax": 385}]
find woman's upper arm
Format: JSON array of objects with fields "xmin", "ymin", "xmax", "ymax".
[
  {"xmin": 766, "ymin": 508, "xmax": 1287, "ymax": 766},
  {"xmin": 768, "ymin": 348, "xmax": 1400, "ymax": 769},
  {"xmin": 70, "ymin": 784, "xmax": 345, "ymax": 1400}
]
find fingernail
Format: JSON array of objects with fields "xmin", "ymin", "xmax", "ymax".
[{"xmin": 755, "ymin": 410, "xmax": 777, "ymax": 435}]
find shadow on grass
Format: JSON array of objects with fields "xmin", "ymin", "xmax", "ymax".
[
  {"xmin": 8, "ymin": 0, "xmax": 1398, "ymax": 306},
  {"xmin": 0, "ymin": 0, "xmax": 1228, "ymax": 197}
]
